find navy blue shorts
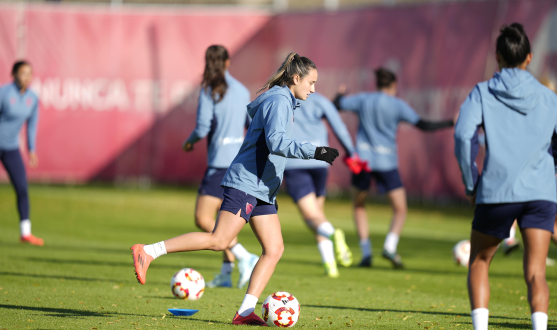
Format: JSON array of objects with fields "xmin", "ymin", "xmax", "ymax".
[
  {"xmin": 198, "ymin": 168, "xmax": 228, "ymax": 199},
  {"xmin": 219, "ymin": 187, "xmax": 278, "ymax": 223},
  {"xmin": 284, "ymin": 168, "xmax": 328, "ymax": 203},
  {"xmin": 351, "ymin": 169, "xmax": 403, "ymax": 194},
  {"xmin": 473, "ymin": 201, "xmax": 557, "ymax": 239}
]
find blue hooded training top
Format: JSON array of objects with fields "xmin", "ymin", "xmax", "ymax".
[
  {"xmin": 221, "ymin": 85, "xmax": 318, "ymax": 204},
  {"xmin": 286, "ymin": 93, "xmax": 355, "ymax": 170},
  {"xmin": 0, "ymin": 82, "xmax": 39, "ymax": 152},
  {"xmin": 455, "ymin": 68, "xmax": 557, "ymax": 204},
  {"xmin": 185, "ymin": 71, "xmax": 250, "ymax": 169},
  {"xmin": 339, "ymin": 92, "xmax": 420, "ymax": 171}
]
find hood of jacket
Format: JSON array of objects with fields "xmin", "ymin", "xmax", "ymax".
[
  {"xmin": 247, "ymin": 85, "xmax": 298, "ymax": 119},
  {"xmin": 487, "ymin": 68, "xmax": 538, "ymax": 115}
]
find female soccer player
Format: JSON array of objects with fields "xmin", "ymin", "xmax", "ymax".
[
  {"xmin": 182, "ymin": 45, "xmax": 258, "ymax": 289},
  {"xmin": 284, "ymin": 92, "xmax": 359, "ymax": 277},
  {"xmin": 334, "ymin": 68, "xmax": 454, "ymax": 268},
  {"xmin": 131, "ymin": 53, "xmax": 339, "ymax": 325},
  {"xmin": 0, "ymin": 60, "xmax": 43, "ymax": 246},
  {"xmin": 455, "ymin": 23, "xmax": 557, "ymax": 330}
]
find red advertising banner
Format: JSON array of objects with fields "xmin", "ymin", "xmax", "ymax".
[
  {"xmin": 1, "ymin": 1, "xmax": 557, "ymax": 199},
  {"xmin": 0, "ymin": 4, "xmax": 270, "ymax": 183}
]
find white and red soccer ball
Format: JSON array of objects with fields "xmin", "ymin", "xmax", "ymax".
[
  {"xmin": 262, "ymin": 292, "xmax": 301, "ymax": 327},
  {"xmin": 453, "ymin": 240, "xmax": 471, "ymax": 267},
  {"xmin": 170, "ymin": 268, "xmax": 205, "ymax": 300}
]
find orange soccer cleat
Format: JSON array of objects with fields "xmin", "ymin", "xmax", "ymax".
[
  {"xmin": 21, "ymin": 234, "xmax": 44, "ymax": 246},
  {"xmin": 130, "ymin": 244, "xmax": 153, "ymax": 285},
  {"xmin": 232, "ymin": 312, "xmax": 268, "ymax": 326}
]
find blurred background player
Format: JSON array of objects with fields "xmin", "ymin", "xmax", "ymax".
[
  {"xmin": 455, "ymin": 23, "xmax": 557, "ymax": 330},
  {"xmin": 131, "ymin": 53, "xmax": 339, "ymax": 326},
  {"xmin": 182, "ymin": 45, "xmax": 258, "ymax": 289},
  {"xmin": 334, "ymin": 68, "xmax": 455, "ymax": 268},
  {"xmin": 283, "ymin": 92, "xmax": 358, "ymax": 277},
  {"xmin": 0, "ymin": 60, "xmax": 42, "ymax": 246}
]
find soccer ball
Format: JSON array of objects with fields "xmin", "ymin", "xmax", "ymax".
[
  {"xmin": 262, "ymin": 292, "xmax": 300, "ymax": 327},
  {"xmin": 453, "ymin": 240, "xmax": 471, "ymax": 267},
  {"xmin": 170, "ymin": 268, "xmax": 205, "ymax": 300}
]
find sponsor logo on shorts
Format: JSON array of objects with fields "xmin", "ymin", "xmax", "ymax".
[{"xmin": 246, "ymin": 202, "xmax": 254, "ymax": 214}]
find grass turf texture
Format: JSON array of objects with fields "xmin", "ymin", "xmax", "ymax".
[{"xmin": 1, "ymin": 185, "xmax": 557, "ymax": 329}]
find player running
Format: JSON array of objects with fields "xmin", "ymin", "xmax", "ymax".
[
  {"xmin": 131, "ymin": 53, "xmax": 339, "ymax": 326},
  {"xmin": 0, "ymin": 60, "xmax": 43, "ymax": 246},
  {"xmin": 334, "ymin": 68, "xmax": 454, "ymax": 268},
  {"xmin": 182, "ymin": 45, "xmax": 259, "ymax": 289},
  {"xmin": 284, "ymin": 92, "xmax": 361, "ymax": 277},
  {"xmin": 455, "ymin": 23, "xmax": 557, "ymax": 330}
]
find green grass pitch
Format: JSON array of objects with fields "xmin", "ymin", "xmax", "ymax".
[{"xmin": 1, "ymin": 184, "xmax": 556, "ymax": 329}]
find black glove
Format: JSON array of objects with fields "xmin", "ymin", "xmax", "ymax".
[{"xmin": 314, "ymin": 147, "xmax": 340, "ymax": 165}]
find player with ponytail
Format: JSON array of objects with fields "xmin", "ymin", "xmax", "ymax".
[
  {"xmin": 455, "ymin": 23, "xmax": 557, "ymax": 330},
  {"xmin": 182, "ymin": 45, "xmax": 258, "ymax": 290},
  {"xmin": 131, "ymin": 52, "xmax": 339, "ymax": 325}
]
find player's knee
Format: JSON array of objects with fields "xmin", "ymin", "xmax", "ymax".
[
  {"xmin": 524, "ymin": 270, "xmax": 547, "ymax": 286},
  {"xmin": 194, "ymin": 215, "xmax": 206, "ymax": 230},
  {"xmin": 393, "ymin": 205, "xmax": 407, "ymax": 217},
  {"xmin": 265, "ymin": 243, "xmax": 284, "ymax": 261}
]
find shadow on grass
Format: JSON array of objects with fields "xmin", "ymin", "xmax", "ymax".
[
  {"xmin": 17, "ymin": 257, "xmax": 219, "ymax": 273},
  {"xmin": 179, "ymin": 317, "xmax": 231, "ymax": 326},
  {"xmin": 304, "ymin": 304, "xmax": 524, "ymax": 321},
  {"xmin": 0, "ymin": 271, "xmax": 169, "ymax": 286},
  {"xmin": 0, "ymin": 304, "xmax": 140, "ymax": 318}
]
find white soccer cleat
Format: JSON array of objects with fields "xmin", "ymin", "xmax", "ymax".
[
  {"xmin": 206, "ymin": 273, "xmax": 232, "ymax": 288},
  {"xmin": 238, "ymin": 253, "xmax": 259, "ymax": 288}
]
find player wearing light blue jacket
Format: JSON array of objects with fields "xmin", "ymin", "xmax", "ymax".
[
  {"xmin": 182, "ymin": 46, "xmax": 257, "ymax": 290},
  {"xmin": 184, "ymin": 71, "xmax": 250, "ymax": 169},
  {"xmin": 455, "ymin": 23, "xmax": 557, "ymax": 330},
  {"xmin": 221, "ymin": 85, "xmax": 317, "ymax": 203},
  {"xmin": 335, "ymin": 68, "xmax": 454, "ymax": 269},
  {"xmin": 0, "ymin": 61, "xmax": 43, "ymax": 246},
  {"xmin": 283, "ymin": 93, "xmax": 356, "ymax": 277},
  {"xmin": 131, "ymin": 53, "xmax": 339, "ymax": 326},
  {"xmin": 455, "ymin": 69, "xmax": 557, "ymax": 204}
]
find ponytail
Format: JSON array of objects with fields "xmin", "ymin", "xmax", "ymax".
[
  {"xmin": 496, "ymin": 23, "xmax": 531, "ymax": 68},
  {"xmin": 202, "ymin": 45, "xmax": 229, "ymax": 103},
  {"xmin": 258, "ymin": 52, "xmax": 316, "ymax": 94}
]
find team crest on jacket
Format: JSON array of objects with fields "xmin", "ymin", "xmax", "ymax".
[
  {"xmin": 26, "ymin": 97, "xmax": 33, "ymax": 107},
  {"xmin": 246, "ymin": 202, "xmax": 254, "ymax": 214}
]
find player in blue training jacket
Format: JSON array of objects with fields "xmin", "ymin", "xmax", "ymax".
[
  {"xmin": 131, "ymin": 53, "xmax": 339, "ymax": 326},
  {"xmin": 455, "ymin": 23, "xmax": 557, "ymax": 330},
  {"xmin": 334, "ymin": 68, "xmax": 455, "ymax": 269},
  {"xmin": 182, "ymin": 45, "xmax": 259, "ymax": 290},
  {"xmin": 284, "ymin": 92, "xmax": 357, "ymax": 277},
  {"xmin": 0, "ymin": 60, "xmax": 43, "ymax": 246}
]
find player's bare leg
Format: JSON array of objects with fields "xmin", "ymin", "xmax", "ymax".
[
  {"xmin": 195, "ymin": 195, "xmax": 236, "ymax": 262},
  {"xmin": 354, "ymin": 189, "xmax": 372, "ymax": 266},
  {"xmin": 521, "ymin": 228, "xmax": 551, "ymax": 314},
  {"xmin": 382, "ymin": 187, "xmax": 407, "ymax": 268},
  {"xmin": 132, "ymin": 210, "xmax": 246, "ymax": 285},
  {"xmin": 295, "ymin": 193, "xmax": 347, "ymax": 276},
  {"xmin": 233, "ymin": 214, "xmax": 283, "ymax": 326},
  {"xmin": 467, "ymin": 229, "xmax": 501, "ymax": 330},
  {"xmin": 468, "ymin": 229, "xmax": 501, "ymax": 309}
]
